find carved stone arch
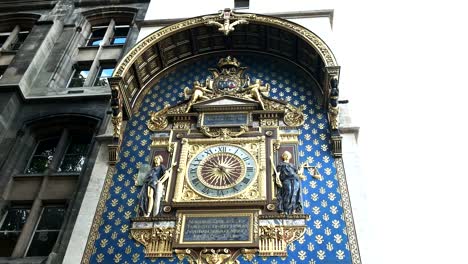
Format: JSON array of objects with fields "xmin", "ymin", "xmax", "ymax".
[
  {"xmin": 81, "ymin": 7, "xmax": 139, "ymax": 26},
  {"xmin": 0, "ymin": 13, "xmax": 41, "ymax": 32}
]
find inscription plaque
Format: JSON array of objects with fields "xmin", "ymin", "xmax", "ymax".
[
  {"xmin": 183, "ymin": 216, "xmax": 250, "ymax": 242},
  {"xmin": 175, "ymin": 210, "xmax": 258, "ymax": 247},
  {"xmin": 202, "ymin": 113, "xmax": 248, "ymax": 127}
]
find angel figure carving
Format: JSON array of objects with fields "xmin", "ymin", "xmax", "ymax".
[
  {"xmin": 204, "ymin": 9, "xmax": 249, "ymax": 36},
  {"xmin": 241, "ymin": 78, "xmax": 270, "ymax": 110},
  {"xmin": 184, "ymin": 79, "xmax": 213, "ymax": 113}
]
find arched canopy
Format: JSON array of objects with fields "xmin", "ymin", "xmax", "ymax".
[{"xmin": 110, "ymin": 12, "xmax": 340, "ymax": 119}]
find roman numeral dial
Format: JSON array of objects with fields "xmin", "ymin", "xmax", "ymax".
[{"xmin": 186, "ymin": 144, "xmax": 257, "ymax": 198}]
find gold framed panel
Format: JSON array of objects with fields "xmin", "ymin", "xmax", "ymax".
[
  {"xmin": 174, "ymin": 209, "xmax": 260, "ymax": 248},
  {"xmin": 173, "ymin": 137, "xmax": 267, "ymax": 204}
]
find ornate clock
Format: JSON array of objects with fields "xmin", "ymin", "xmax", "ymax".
[{"xmin": 187, "ymin": 144, "xmax": 257, "ymax": 198}]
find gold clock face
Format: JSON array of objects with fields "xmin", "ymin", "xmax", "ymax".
[{"xmin": 187, "ymin": 145, "xmax": 257, "ymax": 198}]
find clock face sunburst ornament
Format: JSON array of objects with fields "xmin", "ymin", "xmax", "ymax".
[{"xmin": 187, "ymin": 145, "xmax": 257, "ymax": 198}]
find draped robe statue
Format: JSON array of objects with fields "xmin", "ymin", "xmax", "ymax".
[
  {"xmin": 138, "ymin": 155, "xmax": 174, "ymax": 217},
  {"xmin": 274, "ymin": 151, "xmax": 306, "ymax": 214}
]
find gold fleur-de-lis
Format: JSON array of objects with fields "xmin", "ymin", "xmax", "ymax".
[
  {"xmin": 317, "ymin": 250, "xmax": 326, "ymax": 260},
  {"xmin": 298, "ymin": 250, "xmax": 307, "ymax": 260},
  {"xmin": 96, "ymin": 253, "xmax": 105, "ymax": 263},
  {"xmin": 104, "ymin": 225, "xmax": 111, "ymax": 233},
  {"xmin": 107, "ymin": 246, "xmax": 114, "ymax": 254},
  {"xmin": 307, "ymin": 242, "xmax": 314, "ymax": 252},
  {"xmin": 100, "ymin": 239, "xmax": 108, "ymax": 248},
  {"xmin": 117, "ymin": 238, "xmax": 125, "ymax": 247},
  {"xmin": 334, "ymin": 234, "xmax": 343, "ymax": 243},
  {"xmin": 325, "ymin": 227, "xmax": 331, "ymax": 236},
  {"xmin": 313, "ymin": 220, "xmax": 322, "ymax": 229},
  {"xmin": 336, "ymin": 250, "xmax": 345, "ymax": 260},
  {"xmin": 332, "ymin": 220, "xmax": 340, "ymax": 228},
  {"xmin": 326, "ymin": 242, "xmax": 333, "ymax": 251}
]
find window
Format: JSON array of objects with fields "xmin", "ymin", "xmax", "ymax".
[
  {"xmin": 58, "ymin": 135, "xmax": 92, "ymax": 173},
  {"xmin": 25, "ymin": 137, "xmax": 60, "ymax": 174},
  {"xmin": 86, "ymin": 24, "xmax": 129, "ymax": 47},
  {"xmin": 86, "ymin": 26, "xmax": 107, "ymax": 46},
  {"xmin": 0, "ymin": 32, "xmax": 9, "ymax": 47},
  {"xmin": 0, "ymin": 66, "xmax": 6, "ymax": 79},
  {"xmin": 111, "ymin": 25, "xmax": 130, "ymax": 45},
  {"xmin": 0, "ymin": 207, "xmax": 31, "ymax": 257},
  {"xmin": 67, "ymin": 67, "xmax": 90, "ymax": 88},
  {"xmin": 94, "ymin": 67, "xmax": 114, "ymax": 86},
  {"xmin": 26, "ymin": 206, "xmax": 66, "ymax": 256},
  {"xmin": 0, "ymin": 28, "xmax": 30, "ymax": 51},
  {"xmin": 10, "ymin": 31, "xmax": 30, "ymax": 50},
  {"xmin": 234, "ymin": 0, "xmax": 249, "ymax": 9},
  {"xmin": 25, "ymin": 131, "xmax": 92, "ymax": 175}
]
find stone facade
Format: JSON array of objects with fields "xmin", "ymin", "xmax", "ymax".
[{"xmin": 0, "ymin": 1, "xmax": 149, "ymax": 263}]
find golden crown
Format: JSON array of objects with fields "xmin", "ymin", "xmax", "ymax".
[{"xmin": 217, "ymin": 56, "xmax": 240, "ymax": 68}]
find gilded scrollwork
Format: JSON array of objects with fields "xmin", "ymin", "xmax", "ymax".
[
  {"xmin": 284, "ymin": 105, "xmax": 305, "ymax": 127},
  {"xmin": 200, "ymin": 125, "xmax": 249, "ymax": 140},
  {"xmin": 147, "ymin": 105, "xmax": 170, "ymax": 131}
]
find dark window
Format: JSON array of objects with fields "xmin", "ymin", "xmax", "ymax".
[
  {"xmin": 234, "ymin": 0, "xmax": 249, "ymax": 9},
  {"xmin": 0, "ymin": 207, "xmax": 31, "ymax": 257},
  {"xmin": 0, "ymin": 32, "xmax": 9, "ymax": 47},
  {"xmin": 94, "ymin": 67, "xmax": 114, "ymax": 86},
  {"xmin": 68, "ymin": 67, "xmax": 90, "ymax": 88},
  {"xmin": 26, "ymin": 206, "xmax": 65, "ymax": 256},
  {"xmin": 10, "ymin": 31, "xmax": 29, "ymax": 50},
  {"xmin": 0, "ymin": 66, "xmax": 6, "ymax": 79},
  {"xmin": 25, "ymin": 137, "xmax": 60, "ymax": 174},
  {"xmin": 86, "ymin": 26, "xmax": 107, "ymax": 46},
  {"xmin": 25, "ymin": 131, "xmax": 92, "ymax": 175},
  {"xmin": 111, "ymin": 25, "xmax": 130, "ymax": 45},
  {"xmin": 58, "ymin": 135, "xmax": 92, "ymax": 173}
]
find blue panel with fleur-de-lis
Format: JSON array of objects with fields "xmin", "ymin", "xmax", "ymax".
[{"xmin": 89, "ymin": 53, "xmax": 352, "ymax": 264}]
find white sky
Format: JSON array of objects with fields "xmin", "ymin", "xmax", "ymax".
[{"xmin": 333, "ymin": 1, "xmax": 468, "ymax": 263}]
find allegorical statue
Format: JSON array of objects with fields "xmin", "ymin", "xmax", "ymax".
[
  {"xmin": 184, "ymin": 79, "xmax": 213, "ymax": 113},
  {"xmin": 329, "ymin": 76, "xmax": 340, "ymax": 130},
  {"xmin": 272, "ymin": 151, "xmax": 307, "ymax": 214},
  {"xmin": 138, "ymin": 155, "xmax": 176, "ymax": 217},
  {"xmin": 241, "ymin": 78, "xmax": 270, "ymax": 110}
]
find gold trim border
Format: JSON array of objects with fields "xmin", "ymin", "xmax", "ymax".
[
  {"xmin": 113, "ymin": 13, "xmax": 337, "ymax": 79},
  {"xmin": 335, "ymin": 157, "xmax": 362, "ymax": 264},
  {"xmin": 81, "ymin": 166, "xmax": 116, "ymax": 264}
]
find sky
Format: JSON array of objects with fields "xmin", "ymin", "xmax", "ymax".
[{"xmin": 333, "ymin": 1, "xmax": 468, "ymax": 263}]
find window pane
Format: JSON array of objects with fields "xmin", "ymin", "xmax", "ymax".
[
  {"xmin": 26, "ymin": 231, "xmax": 59, "ymax": 256},
  {"xmin": 36, "ymin": 207, "xmax": 65, "ymax": 230},
  {"xmin": 0, "ymin": 232, "xmax": 20, "ymax": 257},
  {"xmin": 87, "ymin": 27, "xmax": 107, "ymax": 47},
  {"xmin": 25, "ymin": 156, "xmax": 49, "ymax": 174},
  {"xmin": 68, "ymin": 69, "xmax": 90, "ymax": 88},
  {"xmin": 25, "ymin": 137, "xmax": 59, "ymax": 174},
  {"xmin": 34, "ymin": 137, "xmax": 59, "ymax": 156},
  {"xmin": 94, "ymin": 68, "xmax": 114, "ymax": 86},
  {"xmin": 111, "ymin": 26, "xmax": 129, "ymax": 45},
  {"xmin": 112, "ymin": 37, "xmax": 126, "ymax": 44},
  {"xmin": 0, "ymin": 208, "xmax": 30, "ymax": 231},
  {"xmin": 0, "ymin": 34, "xmax": 9, "ymax": 47},
  {"xmin": 58, "ymin": 155, "xmax": 85, "ymax": 172},
  {"xmin": 11, "ymin": 31, "xmax": 29, "ymax": 50}
]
